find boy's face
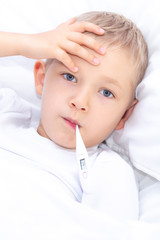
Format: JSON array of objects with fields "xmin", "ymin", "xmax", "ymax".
[{"xmin": 34, "ymin": 47, "xmax": 137, "ymax": 149}]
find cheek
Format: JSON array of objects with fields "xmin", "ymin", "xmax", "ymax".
[
  {"xmin": 89, "ymin": 104, "xmax": 123, "ymax": 134},
  {"xmin": 42, "ymin": 78, "xmax": 61, "ymax": 103}
]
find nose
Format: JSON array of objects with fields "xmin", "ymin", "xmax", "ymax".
[{"xmin": 69, "ymin": 91, "xmax": 89, "ymax": 112}]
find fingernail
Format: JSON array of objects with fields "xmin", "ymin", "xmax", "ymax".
[
  {"xmin": 99, "ymin": 46, "xmax": 106, "ymax": 54},
  {"xmin": 99, "ymin": 28, "xmax": 105, "ymax": 34},
  {"xmin": 93, "ymin": 58, "xmax": 99, "ymax": 65}
]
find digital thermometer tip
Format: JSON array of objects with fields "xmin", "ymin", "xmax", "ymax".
[{"xmin": 76, "ymin": 124, "xmax": 89, "ymax": 182}]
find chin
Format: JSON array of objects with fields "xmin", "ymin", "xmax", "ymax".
[
  {"xmin": 54, "ymin": 139, "xmax": 76, "ymax": 149},
  {"xmin": 60, "ymin": 143, "xmax": 76, "ymax": 149}
]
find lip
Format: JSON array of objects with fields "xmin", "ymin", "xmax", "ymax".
[{"xmin": 63, "ymin": 117, "xmax": 80, "ymax": 130}]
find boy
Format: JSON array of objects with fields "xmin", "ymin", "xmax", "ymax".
[{"xmin": 0, "ymin": 11, "xmax": 148, "ymax": 238}]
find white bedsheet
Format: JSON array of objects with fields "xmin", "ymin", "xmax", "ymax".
[{"xmin": 139, "ymin": 175, "xmax": 160, "ymax": 223}]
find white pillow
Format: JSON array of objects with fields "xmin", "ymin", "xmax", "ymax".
[
  {"xmin": 0, "ymin": 0, "xmax": 160, "ymax": 180},
  {"xmin": 106, "ymin": 69, "xmax": 160, "ymax": 180}
]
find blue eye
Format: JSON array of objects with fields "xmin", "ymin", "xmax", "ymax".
[
  {"xmin": 63, "ymin": 73, "xmax": 76, "ymax": 82},
  {"xmin": 100, "ymin": 89, "xmax": 114, "ymax": 98}
]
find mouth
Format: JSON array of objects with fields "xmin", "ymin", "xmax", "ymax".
[{"xmin": 63, "ymin": 117, "xmax": 80, "ymax": 130}]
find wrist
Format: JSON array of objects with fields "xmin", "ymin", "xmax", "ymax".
[{"xmin": 17, "ymin": 33, "xmax": 33, "ymax": 57}]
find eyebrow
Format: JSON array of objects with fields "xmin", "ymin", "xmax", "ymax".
[
  {"xmin": 55, "ymin": 60, "xmax": 123, "ymax": 90},
  {"xmin": 54, "ymin": 60, "xmax": 65, "ymax": 67},
  {"xmin": 102, "ymin": 76, "xmax": 122, "ymax": 90}
]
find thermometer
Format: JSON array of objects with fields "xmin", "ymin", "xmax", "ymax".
[{"xmin": 76, "ymin": 125, "xmax": 89, "ymax": 185}]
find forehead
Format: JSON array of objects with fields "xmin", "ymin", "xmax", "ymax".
[
  {"xmin": 78, "ymin": 46, "xmax": 134, "ymax": 88},
  {"xmin": 49, "ymin": 46, "xmax": 136, "ymax": 94}
]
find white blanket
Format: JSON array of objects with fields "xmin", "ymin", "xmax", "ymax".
[
  {"xmin": 0, "ymin": 143, "xmax": 160, "ymax": 240},
  {"xmin": 0, "ymin": 149, "xmax": 160, "ymax": 240}
]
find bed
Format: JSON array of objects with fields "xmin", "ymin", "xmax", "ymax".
[{"xmin": 0, "ymin": 0, "xmax": 160, "ymax": 239}]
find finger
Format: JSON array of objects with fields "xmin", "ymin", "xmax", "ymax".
[
  {"xmin": 68, "ymin": 32, "xmax": 106, "ymax": 54},
  {"xmin": 54, "ymin": 48, "xmax": 78, "ymax": 72},
  {"xmin": 60, "ymin": 41, "xmax": 100, "ymax": 65},
  {"xmin": 66, "ymin": 18, "xmax": 76, "ymax": 25},
  {"xmin": 70, "ymin": 21, "xmax": 105, "ymax": 35}
]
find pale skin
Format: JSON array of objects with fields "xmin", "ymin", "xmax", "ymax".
[
  {"xmin": 0, "ymin": 18, "xmax": 106, "ymax": 72},
  {"xmin": 0, "ymin": 19, "xmax": 138, "ymax": 149},
  {"xmin": 34, "ymin": 46, "xmax": 138, "ymax": 149}
]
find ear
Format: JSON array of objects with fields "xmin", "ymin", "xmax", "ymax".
[
  {"xmin": 115, "ymin": 99, "xmax": 138, "ymax": 130},
  {"xmin": 34, "ymin": 60, "xmax": 46, "ymax": 96}
]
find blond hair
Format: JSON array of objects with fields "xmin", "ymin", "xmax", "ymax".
[{"xmin": 76, "ymin": 11, "xmax": 148, "ymax": 85}]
